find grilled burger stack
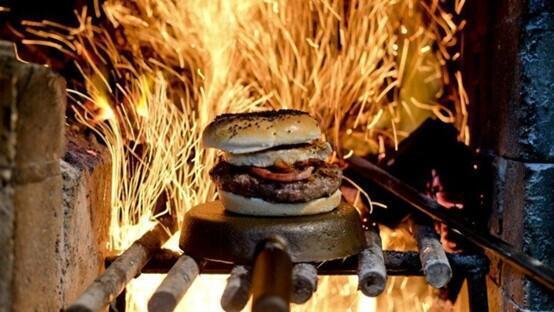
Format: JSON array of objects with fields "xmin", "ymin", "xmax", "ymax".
[
  {"xmin": 202, "ymin": 110, "xmax": 342, "ymax": 216},
  {"xmin": 203, "ymin": 109, "xmax": 343, "ymax": 216}
]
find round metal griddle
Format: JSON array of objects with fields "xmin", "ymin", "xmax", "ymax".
[{"xmin": 179, "ymin": 200, "xmax": 366, "ymax": 264}]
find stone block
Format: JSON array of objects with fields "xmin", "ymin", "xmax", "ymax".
[
  {"xmin": 0, "ymin": 40, "xmax": 67, "ymax": 311},
  {"xmin": 60, "ymin": 136, "xmax": 111, "ymax": 307},
  {"xmin": 0, "ymin": 75, "xmax": 17, "ymax": 170},
  {"xmin": 0, "ymin": 186, "xmax": 15, "ymax": 312},
  {"xmin": 12, "ymin": 175, "xmax": 64, "ymax": 311},
  {"xmin": 0, "ymin": 74, "xmax": 16, "ymax": 311},
  {"xmin": 528, "ymin": 0, "xmax": 554, "ymax": 14},
  {"xmin": 500, "ymin": 17, "xmax": 554, "ymax": 161},
  {"xmin": 489, "ymin": 7, "xmax": 554, "ymax": 162},
  {"xmin": 0, "ymin": 61, "xmax": 66, "ymax": 183},
  {"xmin": 489, "ymin": 156, "xmax": 554, "ymax": 310},
  {"xmin": 483, "ymin": 7, "xmax": 554, "ymax": 309},
  {"xmin": 503, "ymin": 161, "xmax": 553, "ymax": 264}
]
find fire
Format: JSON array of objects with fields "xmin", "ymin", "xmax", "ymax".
[
  {"xmin": 92, "ymin": 94, "xmax": 115, "ymax": 121},
  {"xmin": 20, "ymin": 0, "xmax": 467, "ymax": 310},
  {"xmin": 134, "ymin": 76, "xmax": 151, "ymax": 118}
]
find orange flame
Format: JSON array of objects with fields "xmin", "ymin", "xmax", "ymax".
[{"xmin": 93, "ymin": 95, "xmax": 116, "ymax": 121}]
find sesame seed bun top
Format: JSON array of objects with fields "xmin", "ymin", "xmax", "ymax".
[{"xmin": 202, "ymin": 110, "xmax": 321, "ymax": 154}]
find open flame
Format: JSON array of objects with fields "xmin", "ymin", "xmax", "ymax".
[{"xmin": 20, "ymin": 0, "xmax": 467, "ymax": 310}]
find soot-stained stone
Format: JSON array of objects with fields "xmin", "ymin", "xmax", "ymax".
[
  {"xmin": 490, "ymin": 156, "xmax": 554, "ymax": 310},
  {"xmin": 60, "ymin": 146, "xmax": 111, "ymax": 306},
  {"xmin": 456, "ymin": 2, "xmax": 553, "ymax": 310},
  {"xmin": 505, "ymin": 13, "xmax": 554, "ymax": 161},
  {"xmin": 502, "ymin": 13, "xmax": 554, "ymax": 161},
  {"xmin": 528, "ymin": 0, "xmax": 554, "ymax": 14},
  {"xmin": 483, "ymin": 5, "xmax": 554, "ymax": 162}
]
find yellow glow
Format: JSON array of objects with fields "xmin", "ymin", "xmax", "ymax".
[
  {"xmin": 94, "ymin": 95, "xmax": 116, "ymax": 121},
  {"xmin": 135, "ymin": 76, "xmax": 151, "ymax": 118}
]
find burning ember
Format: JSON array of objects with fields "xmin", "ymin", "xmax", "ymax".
[{"xmin": 11, "ymin": 0, "xmax": 468, "ymax": 310}]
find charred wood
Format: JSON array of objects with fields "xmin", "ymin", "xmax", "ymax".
[
  {"xmin": 147, "ymin": 255, "xmax": 199, "ymax": 312},
  {"xmin": 221, "ymin": 265, "xmax": 252, "ymax": 312},
  {"xmin": 357, "ymin": 225, "xmax": 387, "ymax": 297},
  {"xmin": 414, "ymin": 223, "xmax": 452, "ymax": 288},
  {"xmin": 66, "ymin": 219, "xmax": 174, "ymax": 312},
  {"xmin": 291, "ymin": 263, "xmax": 317, "ymax": 304}
]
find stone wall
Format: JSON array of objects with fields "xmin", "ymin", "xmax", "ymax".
[
  {"xmin": 466, "ymin": 1, "xmax": 554, "ymax": 311},
  {"xmin": 0, "ymin": 41, "xmax": 111, "ymax": 311},
  {"xmin": 0, "ymin": 56, "xmax": 17, "ymax": 312},
  {"xmin": 0, "ymin": 41, "xmax": 66, "ymax": 311},
  {"xmin": 60, "ymin": 131, "xmax": 112, "ymax": 307}
]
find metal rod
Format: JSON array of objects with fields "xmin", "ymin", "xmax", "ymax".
[
  {"xmin": 66, "ymin": 221, "xmax": 174, "ymax": 312},
  {"xmin": 147, "ymin": 255, "xmax": 199, "ymax": 312},
  {"xmin": 347, "ymin": 156, "xmax": 554, "ymax": 292},
  {"xmin": 414, "ymin": 223, "xmax": 452, "ymax": 288},
  {"xmin": 291, "ymin": 263, "xmax": 318, "ymax": 304},
  {"xmin": 221, "ymin": 265, "xmax": 252, "ymax": 312},
  {"xmin": 251, "ymin": 238, "xmax": 292, "ymax": 312},
  {"xmin": 357, "ymin": 224, "xmax": 387, "ymax": 296},
  {"xmin": 137, "ymin": 250, "xmax": 488, "ymax": 277}
]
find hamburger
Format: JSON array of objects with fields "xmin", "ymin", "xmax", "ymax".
[{"xmin": 203, "ymin": 109, "xmax": 343, "ymax": 216}]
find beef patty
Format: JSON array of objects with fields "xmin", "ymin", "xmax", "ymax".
[{"xmin": 210, "ymin": 161, "xmax": 342, "ymax": 203}]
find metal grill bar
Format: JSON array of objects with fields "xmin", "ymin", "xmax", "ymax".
[
  {"xmin": 127, "ymin": 250, "xmax": 489, "ymax": 277},
  {"xmin": 108, "ymin": 251, "xmax": 489, "ymax": 312},
  {"xmin": 347, "ymin": 156, "xmax": 554, "ymax": 292}
]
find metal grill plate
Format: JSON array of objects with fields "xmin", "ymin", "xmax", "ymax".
[{"xmin": 179, "ymin": 201, "xmax": 366, "ymax": 264}]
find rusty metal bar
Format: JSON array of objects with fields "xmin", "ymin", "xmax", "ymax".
[
  {"xmin": 251, "ymin": 239, "xmax": 292, "ymax": 312},
  {"xmin": 347, "ymin": 156, "xmax": 554, "ymax": 292}
]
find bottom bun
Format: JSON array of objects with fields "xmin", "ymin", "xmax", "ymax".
[{"xmin": 219, "ymin": 189, "xmax": 342, "ymax": 216}]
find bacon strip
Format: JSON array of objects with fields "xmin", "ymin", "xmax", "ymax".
[{"xmin": 250, "ymin": 166, "xmax": 314, "ymax": 182}]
